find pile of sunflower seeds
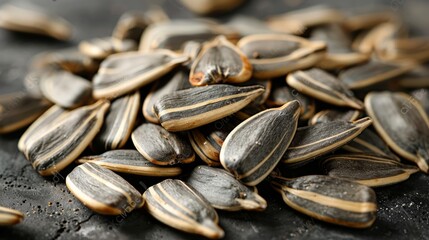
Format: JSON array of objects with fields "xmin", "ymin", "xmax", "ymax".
[{"xmin": 1, "ymin": 1, "xmax": 429, "ymax": 238}]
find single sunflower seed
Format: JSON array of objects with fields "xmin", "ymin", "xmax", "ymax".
[
  {"xmin": 25, "ymin": 100, "xmax": 110, "ymax": 176},
  {"xmin": 112, "ymin": 11, "xmax": 150, "ymax": 42},
  {"xmin": 377, "ymin": 37, "xmax": 429, "ymax": 63},
  {"xmin": 24, "ymin": 67, "xmax": 56, "ymax": 97},
  {"xmin": 271, "ymin": 175, "xmax": 377, "ymax": 228},
  {"xmin": 190, "ymin": 35, "xmax": 252, "ymax": 86},
  {"xmin": 76, "ymin": 150, "xmax": 182, "ymax": 177},
  {"xmin": 79, "ymin": 37, "xmax": 137, "ymax": 59},
  {"xmin": 66, "ymin": 162, "xmax": 144, "ymax": 215},
  {"xmin": 186, "ymin": 165, "xmax": 267, "ymax": 211},
  {"xmin": 220, "ymin": 100, "xmax": 301, "ymax": 186},
  {"xmin": 0, "ymin": 206, "xmax": 24, "ymax": 226},
  {"xmin": 309, "ymin": 109, "xmax": 362, "ymax": 126},
  {"xmin": 395, "ymin": 65, "xmax": 429, "ymax": 89},
  {"xmin": 131, "ymin": 123, "xmax": 195, "ymax": 165},
  {"xmin": 153, "ymin": 84, "xmax": 264, "ymax": 132},
  {"xmin": 322, "ymin": 153, "xmax": 419, "ymax": 187},
  {"xmin": 143, "ymin": 179, "xmax": 224, "ymax": 239},
  {"xmin": 92, "ymin": 91, "xmax": 140, "ymax": 152}
]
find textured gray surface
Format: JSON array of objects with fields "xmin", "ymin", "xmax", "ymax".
[{"xmin": 1, "ymin": 0, "xmax": 429, "ymax": 239}]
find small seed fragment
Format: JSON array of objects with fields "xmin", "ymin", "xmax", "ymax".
[
  {"xmin": 309, "ymin": 109, "xmax": 361, "ymax": 126},
  {"xmin": 154, "ymin": 84, "xmax": 264, "ymax": 131},
  {"xmin": 143, "ymin": 179, "xmax": 224, "ymax": 239},
  {"xmin": 131, "ymin": 123, "xmax": 195, "ymax": 165},
  {"xmin": 322, "ymin": 153, "xmax": 419, "ymax": 187},
  {"xmin": 76, "ymin": 150, "xmax": 182, "ymax": 177},
  {"xmin": 220, "ymin": 101, "xmax": 300, "ymax": 186},
  {"xmin": 0, "ymin": 206, "xmax": 24, "ymax": 226},
  {"xmin": 66, "ymin": 162, "xmax": 144, "ymax": 215},
  {"xmin": 79, "ymin": 37, "xmax": 137, "ymax": 59},
  {"xmin": 271, "ymin": 175, "xmax": 377, "ymax": 228},
  {"xmin": 187, "ymin": 166, "xmax": 267, "ymax": 211}
]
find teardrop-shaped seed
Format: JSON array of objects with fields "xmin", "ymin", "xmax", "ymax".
[
  {"xmin": 131, "ymin": 123, "xmax": 195, "ymax": 165},
  {"xmin": 282, "ymin": 117, "xmax": 372, "ymax": 167},
  {"xmin": 76, "ymin": 150, "xmax": 182, "ymax": 177},
  {"xmin": 26, "ymin": 100, "xmax": 110, "ymax": 176},
  {"xmin": 309, "ymin": 109, "xmax": 361, "ymax": 126},
  {"xmin": 142, "ymin": 70, "xmax": 191, "ymax": 123},
  {"xmin": 342, "ymin": 128, "xmax": 400, "ymax": 160},
  {"xmin": 79, "ymin": 37, "xmax": 137, "ymax": 59},
  {"xmin": 0, "ymin": 91, "xmax": 51, "ymax": 134},
  {"xmin": 365, "ymin": 91, "xmax": 429, "ymax": 173},
  {"xmin": 322, "ymin": 153, "xmax": 419, "ymax": 187},
  {"xmin": 190, "ymin": 35, "xmax": 252, "ymax": 86},
  {"xmin": 66, "ymin": 162, "xmax": 144, "ymax": 215},
  {"xmin": 40, "ymin": 71, "xmax": 92, "ymax": 109},
  {"xmin": 220, "ymin": 101, "xmax": 301, "ymax": 186},
  {"xmin": 187, "ymin": 166, "xmax": 267, "ymax": 211},
  {"xmin": 92, "ymin": 50, "xmax": 188, "ymax": 99},
  {"xmin": 92, "ymin": 92, "xmax": 140, "ymax": 152},
  {"xmin": 271, "ymin": 175, "xmax": 377, "ymax": 228},
  {"xmin": 287, "ymin": 68, "xmax": 364, "ymax": 109},
  {"xmin": 180, "ymin": 0, "xmax": 244, "ymax": 15},
  {"xmin": 154, "ymin": 84, "xmax": 264, "ymax": 132},
  {"xmin": 0, "ymin": 206, "xmax": 24, "ymax": 226},
  {"xmin": 237, "ymin": 34, "xmax": 326, "ymax": 78},
  {"xmin": 143, "ymin": 179, "xmax": 224, "ymax": 239},
  {"xmin": 112, "ymin": 11, "xmax": 149, "ymax": 41},
  {"xmin": 339, "ymin": 60, "xmax": 415, "ymax": 90}
]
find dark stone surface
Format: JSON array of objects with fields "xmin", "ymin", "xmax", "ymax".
[{"xmin": 1, "ymin": 0, "xmax": 429, "ymax": 239}]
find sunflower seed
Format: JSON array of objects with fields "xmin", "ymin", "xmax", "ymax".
[
  {"xmin": 282, "ymin": 117, "xmax": 372, "ymax": 167},
  {"xmin": 112, "ymin": 11, "xmax": 150, "ymax": 42},
  {"xmin": 322, "ymin": 153, "xmax": 419, "ymax": 187},
  {"xmin": 271, "ymin": 175, "xmax": 377, "ymax": 228},
  {"xmin": 395, "ymin": 65, "xmax": 429, "ymax": 89},
  {"xmin": 237, "ymin": 34, "xmax": 326, "ymax": 78},
  {"xmin": 26, "ymin": 100, "xmax": 110, "ymax": 176},
  {"xmin": 66, "ymin": 162, "xmax": 144, "ymax": 215},
  {"xmin": 309, "ymin": 109, "xmax": 362, "ymax": 126},
  {"xmin": 226, "ymin": 15, "xmax": 277, "ymax": 37},
  {"xmin": 287, "ymin": 68, "xmax": 364, "ymax": 109},
  {"xmin": 344, "ymin": 9, "xmax": 397, "ymax": 32},
  {"xmin": 153, "ymin": 84, "xmax": 264, "ymax": 131},
  {"xmin": 339, "ymin": 60, "xmax": 415, "ymax": 90},
  {"xmin": 238, "ymin": 78, "xmax": 272, "ymax": 106},
  {"xmin": 40, "ymin": 71, "xmax": 92, "ymax": 109},
  {"xmin": 131, "ymin": 123, "xmax": 195, "ymax": 165},
  {"xmin": 139, "ymin": 19, "xmax": 237, "ymax": 52},
  {"xmin": 0, "ymin": 2, "xmax": 72, "ymax": 40},
  {"xmin": 377, "ymin": 37, "xmax": 429, "ymax": 63},
  {"xmin": 0, "ymin": 91, "xmax": 51, "ymax": 134},
  {"xmin": 143, "ymin": 70, "xmax": 191, "ymax": 123},
  {"xmin": 24, "ymin": 67, "xmax": 56, "ymax": 97},
  {"xmin": 76, "ymin": 150, "xmax": 182, "ymax": 177},
  {"xmin": 92, "ymin": 92, "xmax": 140, "ymax": 152},
  {"xmin": 79, "ymin": 37, "xmax": 137, "ymax": 59},
  {"xmin": 220, "ymin": 101, "xmax": 300, "ymax": 186},
  {"xmin": 411, "ymin": 88, "xmax": 429, "ymax": 115},
  {"xmin": 182, "ymin": 41, "xmax": 203, "ymax": 68},
  {"xmin": 143, "ymin": 179, "xmax": 224, "ymax": 239},
  {"xmin": 365, "ymin": 91, "xmax": 429, "ymax": 173},
  {"xmin": 92, "ymin": 50, "xmax": 188, "ymax": 99},
  {"xmin": 186, "ymin": 166, "xmax": 267, "ymax": 211},
  {"xmin": 180, "ymin": 0, "xmax": 244, "ymax": 15},
  {"xmin": 190, "ymin": 35, "xmax": 252, "ymax": 86},
  {"xmin": 0, "ymin": 206, "xmax": 24, "ymax": 226},
  {"xmin": 342, "ymin": 128, "xmax": 400, "ymax": 160}
]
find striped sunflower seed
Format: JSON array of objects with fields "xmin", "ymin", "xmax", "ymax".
[
  {"xmin": 238, "ymin": 78, "xmax": 272, "ymax": 106},
  {"xmin": 76, "ymin": 150, "xmax": 182, "ymax": 177},
  {"xmin": 220, "ymin": 100, "xmax": 301, "ymax": 186},
  {"xmin": 377, "ymin": 37, "xmax": 429, "ymax": 63},
  {"xmin": 322, "ymin": 153, "xmax": 419, "ymax": 187},
  {"xmin": 180, "ymin": 0, "xmax": 244, "ymax": 15},
  {"xmin": 0, "ymin": 2, "xmax": 72, "ymax": 41},
  {"xmin": 365, "ymin": 91, "xmax": 429, "ymax": 173},
  {"xmin": 66, "ymin": 162, "xmax": 144, "ymax": 215},
  {"xmin": 309, "ymin": 109, "xmax": 362, "ymax": 126},
  {"xmin": 186, "ymin": 166, "xmax": 267, "ymax": 211},
  {"xmin": 40, "ymin": 71, "xmax": 92, "ymax": 109},
  {"xmin": 92, "ymin": 50, "xmax": 188, "ymax": 99},
  {"xmin": 25, "ymin": 100, "xmax": 110, "ymax": 176},
  {"xmin": 395, "ymin": 65, "xmax": 429, "ymax": 89},
  {"xmin": 237, "ymin": 34, "xmax": 326, "ymax": 78},
  {"xmin": 79, "ymin": 37, "xmax": 137, "ymax": 59},
  {"xmin": 190, "ymin": 35, "xmax": 252, "ymax": 86},
  {"xmin": 287, "ymin": 68, "xmax": 364, "ymax": 109},
  {"xmin": 271, "ymin": 175, "xmax": 377, "ymax": 228},
  {"xmin": 24, "ymin": 67, "xmax": 56, "ymax": 98},
  {"xmin": 92, "ymin": 91, "xmax": 140, "ymax": 152},
  {"xmin": 0, "ymin": 206, "xmax": 24, "ymax": 226},
  {"xmin": 181, "ymin": 41, "xmax": 203, "ymax": 68},
  {"xmin": 112, "ymin": 11, "xmax": 150, "ymax": 42},
  {"xmin": 0, "ymin": 91, "xmax": 51, "ymax": 134},
  {"xmin": 142, "ymin": 70, "xmax": 191, "ymax": 123},
  {"xmin": 282, "ymin": 117, "xmax": 372, "ymax": 167},
  {"xmin": 131, "ymin": 123, "xmax": 195, "ymax": 165},
  {"xmin": 153, "ymin": 84, "xmax": 264, "ymax": 131},
  {"xmin": 143, "ymin": 179, "xmax": 224, "ymax": 239}
]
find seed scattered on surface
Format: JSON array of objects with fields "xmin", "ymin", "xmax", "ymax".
[{"xmin": 0, "ymin": 206, "xmax": 24, "ymax": 226}]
